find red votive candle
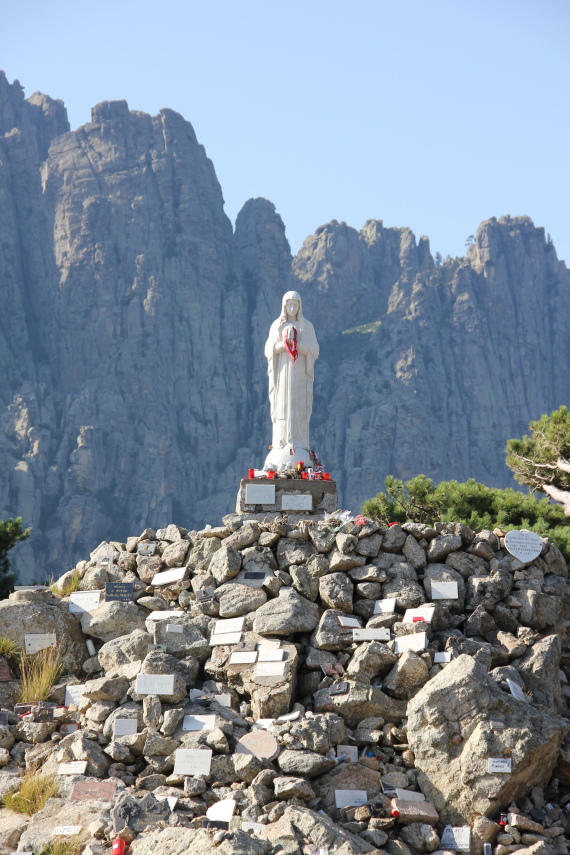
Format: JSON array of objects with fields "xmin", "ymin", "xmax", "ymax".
[
  {"xmin": 248, "ymin": 469, "xmax": 255, "ymax": 479},
  {"xmin": 323, "ymin": 473, "xmax": 330, "ymax": 480},
  {"xmin": 267, "ymin": 470, "xmax": 275, "ymax": 479},
  {"xmin": 301, "ymin": 472, "xmax": 308, "ymax": 480},
  {"xmin": 297, "ymin": 461, "xmax": 304, "ymax": 471},
  {"xmin": 112, "ymin": 840, "xmax": 126, "ymax": 855}
]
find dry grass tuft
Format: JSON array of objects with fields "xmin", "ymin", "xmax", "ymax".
[
  {"xmin": 0, "ymin": 635, "xmax": 20, "ymax": 662},
  {"xmin": 40, "ymin": 838, "xmax": 85, "ymax": 855},
  {"xmin": 1, "ymin": 769, "xmax": 59, "ymax": 814},
  {"xmin": 51, "ymin": 569, "xmax": 81, "ymax": 598},
  {"xmin": 15, "ymin": 646, "xmax": 64, "ymax": 703}
]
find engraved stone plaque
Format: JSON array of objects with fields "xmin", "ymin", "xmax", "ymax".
[
  {"xmin": 281, "ymin": 494, "xmax": 312, "ymax": 511},
  {"xmin": 245, "ymin": 484, "xmax": 276, "ymax": 505}
]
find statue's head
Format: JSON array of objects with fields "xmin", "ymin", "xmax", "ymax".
[{"xmin": 281, "ymin": 290, "xmax": 303, "ymax": 321}]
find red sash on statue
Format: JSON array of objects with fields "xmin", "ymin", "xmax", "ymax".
[{"xmin": 284, "ymin": 326, "xmax": 298, "ymax": 362}]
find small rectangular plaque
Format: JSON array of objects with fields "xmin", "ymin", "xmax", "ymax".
[
  {"xmin": 137, "ymin": 542, "xmax": 156, "ymax": 556},
  {"xmin": 166, "ymin": 624, "xmax": 184, "ymax": 633},
  {"xmin": 71, "ymin": 780, "xmax": 116, "ymax": 802},
  {"xmin": 14, "ymin": 585, "xmax": 49, "ymax": 591},
  {"xmin": 229, "ymin": 651, "xmax": 258, "ymax": 665},
  {"xmin": 69, "ymin": 591, "xmax": 101, "ymax": 613},
  {"xmin": 196, "ymin": 587, "xmax": 216, "ymax": 602},
  {"xmin": 182, "ymin": 714, "xmax": 216, "ymax": 732},
  {"xmin": 258, "ymin": 648, "xmax": 285, "ymax": 662},
  {"xmin": 245, "ymin": 484, "xmax": 276, "ymax": 505},
  {"xmin": 394, "ymin": 788, "xmax": 425, "ymax": 802},
  {"xmin": 373, "ymin": 598, "xmax": 396, "ymax": 614},
  {"xmin": 506, "ymin": 679, "xmax": 527, "ymax": 702},
  {"xmin": 105, "ymin": 582, "xmax": 134, "ymax": 602},
  {"xmin": 490, "ymin": 718, "xmax": 505, "ymax": 730},
  {"xmin": 440, "ymin": 826, "xmax": 471, "ymax": 851},
  {"xmin": 206, "ymin": 799, "xmax": 236, "ymax": 822},
  {"xmin": 393, "ymin": 632, "xmax": 427, "ymax": 653},
  {"xmin": 403, "ymin": 607, "xmax": 435, "ymax": 624},
  {"xmin": 336, "ymin": 744, "xmax": 359, "ymax": 762},
  {"xmin": 334, "ymin": 789, "xmax": 368, "ymax": 809},
  {"xmin": 174, "ymin": 748, "xmax": 213, "ymax": 775},
  {"xmin": 59, "ymin": 723, "xmax": 79, "ymax": 736},
  {"xmin": 434, "ymin": 651, "xmax": 452, "ymax": 663},
  {"xmin": 487, "ymin": 757, "xmax": 511, "ymax": 773},
  {"xmin": 431, "ymin": 581, "xmax": 459, "ymax": 599},
  {"xmin": 244, "ymin": 571, "xmax": 266, "ymax": 580},
  {"xmin": 135, "ymin": 674, "xmax": 175, "ymax": 695},
  {"xmin": 281, "ymin": 494, "xmax": 313, "ymax": 511},
  {"xmin": 337, "ymin": 616, "xmax": 361, "ymax": 628},
  {"xmin": 254, "ymin": 661, "xmax": 287, "ymax": 680},
  {"xmin": 146, "ymin": 610, "xmax": 184, "ymax": 621},
  {"xmin": 151, "ymin": 568, "xmax": 187, "ymax": 586},
  {"xmin": 58, "ymin": 760, "xmax": 88, "ymax": 776},
  {"xmin": 64, "ymin": 684, "xmax": 86, "ymax": 706},
  {"xmin": 353, "ymin": 627, "xmax": 390, "ymax": 642},
  {"xmin": 53, "ymin": 826, "xmax": 83, "ymax": 837},
  {"xmin": 114, "ymin": 718, "xmax": 138, "ymax": 736},
  {"xmin": 209, "ymin": 632, "xmax": 242, "ymax": 646},
  {"xmin": 213, "ymin": 617, "xmax": 245, "ymax": 635},
  {"xmin": 24, "ymin": 632, "xmax": 56, "ymax": 654}
]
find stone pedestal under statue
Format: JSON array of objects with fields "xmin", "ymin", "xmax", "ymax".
[{"xmin": 235, "ymin": 477, "xmax": 338, "ymax": 521}]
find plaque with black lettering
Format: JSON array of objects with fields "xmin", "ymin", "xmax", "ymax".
[
  {"xmin": 14, "ymin": 703, "xmax": 33, "ymax": 716},
  {"xmin": 243, "ymin": 571, "xmax": 266, "ymax": 580},
  {"xmin": 196, "ymin": 587, "xmax": 215, "ymax": 603},
  {"xmin": 105, "ymin": 582, "xmax": 134, "ymax": 602},
  {"xmin": 202, "ymin": 820, "xmax": 229, "ymax": 830},
  {"xmin": 330, "ymin": 681, "xmax": 349, "ymax": 696}
]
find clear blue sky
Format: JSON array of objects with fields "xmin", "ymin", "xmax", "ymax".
[{"xmin": 2, "ymin": 0, "xmax": 569, "ymax": 262}]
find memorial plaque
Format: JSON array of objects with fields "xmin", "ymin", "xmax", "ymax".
[
  {"xmin": 151, "ymin": 568, "xmax": 187, "ymax": 586},
  {"xmin": 111, "ymin": 792, "xmax": 170, "ymax": 833},
  {"xmin": 59, "ymin": 722, "xmax": 79, "ymax": 736},
  {"xmin": 281, "ymin": 494, "xmax": 312, "ymax": 511},
  {"xmin": 64, "ymin": 684, "xmax": 86, "ymax": 706},
  {"xmin": 330, "ymin": 681, "xmax": 349, "ymax": 696},
  {"xmin": 196, "ymin": 586, "xmax": 216, "ymax": 602},
  {"xmin": 206, "ymin": 799, "xmax": 236, "ymax": 823},
  {"xmin": 146, "ymin": 610, "xmax": 184, "ymax": 621},
  {"xmin": 95, "ymin": 545, "xmax": 115, "ymax": 565},
  {"xmin": 505, "ymin": 529, "xmax": 543, "ymax": 563},
  {"xmin": 69, "ymin": 591, "xmax": 101, "ymax": 614},
  {"xmin": 53, "ymin": 826, "xmax": 83, "ymax": 836},
  {"xmin": 490, "ymin": 718, "xmax": 505, "ymax": 730},
  {"xmin": 213, "ymin": 617, "xmax": 245, "ymax": 635},
  {"xmin": 58, "ymin": 760, "xmax": 88, "ymax": 776},
  {"xmin": 277, "ymin": 710, "xmax": 301, "ymax": 721},
  {"xmin": 35, "ymin": 704, "xmax": 55, "ymax": 722},
  {"xmin": 105, "ymin": 582, "xmax": 134, "ymax": 602},
  {"xmin": 14, "ymin": 702, "xmax": 33, "ymax": 715},
  {"xmin": 334, "ymin": 789, "xmax": 367, "ymax": 808},
  {"xmin": 393, "ymin": 632, "xmax": 427, "ymax": 653},
  {"xmin": 14, "ymin": 585, "xmax": 49, "ymax": 591},
  {"xmin": 336, "ymin": 744, "xmax": 359, "ymax": 762},
  {"xmin": 440, "ymin": 826, "xmax": 471, "ymax": 851},
  {"xmin": 209, "ymin": 632, "xmax": 242, "ymax": 646},
  {"xmin": 166, "ymin": 624, "xmax": 184, "ymax": 633},
  {"xmin": 403, "ymin": 607, "xmax": 435, "ymax": 624},
  {"xmin": 258, "ymin": 648, "xmax": 285, "ymax": 662},
  {"xmin": 431, "ymin": 581, "xmax": 459, "ymax": 600},
  {"xmin": 434, "ymin": 652, "xmax": 452, "ymax": 663},
  {"xmin": 211, "ymin": 694, "xmax": 232, "ymax": 707},
  {"xmin": 137, "ymin": 542, "xmax": 156, "ymax": 556},
  {"xmin": 173, "ymin": 748, "xmax": 213, "ymax": 776},
  {"xmin": 182, "ymin": 714, "xmax": 216, "ymax": 732},
  {"xmin": 236, "ymin": 730, "xmax": 280, "ymax": 761},
  {"xmin": 114, "ymin": 718, "xmax": 138, "ymax": 736},
  {"xmin": 337, "ymin": 616, "xmax": 361, "ymax": 629},
  {"xmin": 0, "ymin": 711, "xmax": 9, "ymax": 725},
  {"xmin": 0, "ymin": 659, "xmax": 12, "ymax": 682},
  {"xmin": 487, "ymin": 758, "xmax": 511, "ymax": 773},
  {"xmin": 245, "ymin": 484, "xmax": 276, "ymax": 505},
  {"xmin": 254, "ymin": 661, "xmax": 287, "ymax": 680},
  {"xmin": 353, "ymin": 628, "xmax": 390, "ymax": 642},
  {"xmin": 394, "ymin": 788, "xmax": 425, "ymax": 802},
  {"xmin": 24, "ymin": 632, "xmax": 56, "ymax": 654},
  {"xmin": 147, "ymin": 644, "xmax": 167, "ymax": 652},
  {"xmin": 135, "ymin": 674, "xmax": 175, "ymax": 695},
  {"xmin": 71, "ymin": 780, "xmax": 116, "ymax": 802},
  {"xmin": 229, "ymin": 651, "xmax": 258, "ymax": 664},
  {"xmin": 244, "ymin": 571, "xmax": 266, "ymax": 580},
  {"xmin": 506, "ymin": 678, "xmax": 527, "ymax": 702},
  {"xmin": 373, "ymin": 598, "xmax": 396, "ymax": 614}
]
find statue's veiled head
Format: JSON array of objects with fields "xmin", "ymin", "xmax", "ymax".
[{"xmin": 280, "ymin": 290, "xmax": 303, "ymax": 322}]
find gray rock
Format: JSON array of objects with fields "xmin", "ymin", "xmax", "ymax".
[
  {"xmin": 516, "ymin": 634, "xmax": 562, "ymax": 711},
  {"xmin": 0, "ymin": 597, "xmax": 88, "ymax": 671},
  {"xmin": 314, "ymin": 680, "xmax": 407, "ymax": 726},
  {"xmin": 319, "ymin": 572, "xmax": 354, "ymax": 612},
  {"xmin": 290, "ymin": 564, "xmax": 319, "ymax": 601},
  {"xmin": 423, "ymin": 563, "xmax": 465, "ymax": 612},
  {"xmin": 382, "ymin": 525, "xmax": 408, "ymax": 553},
  {"xmin": 383, "ymin": 650, "xmax": 430, "ymax": 698},
  {"xmin": 518, "ymin": 589, "xmax": 562, "ymax": 630},
  {"xmin": 273, "ymin": 776, "xmax": 316, "ymax": 801},
  {"xmin": 277, "ymin": 748, "xmax": 336, "ymax": 778},
  {"xmin": 427, "ymin": 535, "xmax": 463, "ymax": 562},
  {"xmin": 81, "ymin": 601, "xmax": 147, "ymax": 643},
  {"xmin": 346, "ymin": 641, "xmax": 397, "ymax": 681},
  {"xmin": 310, "ymin": 609, "xmax": 355, "ymax": 650},
  {"xmin": 217, "ymin": 582, "xmax": 267, "ymax": 616},
  {"xmin": 253, "ymin": 587, "xmax": 319, "ymax": 635},
  {"xmin": 208, "ymin": 545, "xmax": 242, "ymax": 585}
]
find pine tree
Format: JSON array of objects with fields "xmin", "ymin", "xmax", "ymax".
[{"xmin": 0, "ymin": 517, "xmax": 31, "ymax": 599}]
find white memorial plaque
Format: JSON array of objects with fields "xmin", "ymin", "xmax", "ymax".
[
  {"xmin": 68, "ymin": 591, "xmax": 102, "ymax": 613},
  {"xmin": 53, "ymin": 827, "xmax": 83, "ymax": 836},
  {"xmin": 336, "ymin": 744, "xmax": 359, "ymax": 762},
  {"xmin": 254, "ymin": 661, "xmax": 287, "ymax": 680},
  {"xmin": 212, "ymin": 694, "xmax": 232, "ymax": 707},
  {"xmin": 15, "ymin": 585, "xmax": 49, "ymax": 591},
  {"xmin": 58, "ymin": 760, "xmax": 88, "ymax": 776},
  {"xmin": 490, "ymin": 718, "xmax": 505, "ymax": 730},
  {"xmin": 393, "ymin": 632, "xmax": 427, "ymax": 653},
  {"xmin": 440, "ymin": 826, "xmax": 471, "ymax": 851},
  {"xmin": 146, "ymin": 610, "xmax": 184, "ymax": 621},
  {"xmin": 213, "ymin": 617, "xmax": 245, "ymax": 635},
  {"xmin": 166, "ymin": 624, "xmax": 184, "ymax": 633},
  {"xmin": 403, "ymin": 607, "xmax": 435, "ymax": 624},
  {"xmin": 430, "ymin": 581, "xmax": 459, "ymax": 600},
  {"xmin": 59, "ymin": 723, "xmax": 79, "ymax": 736},
  {"xmin": 253, "ymin": 719, "xmax": 276, "ymax": 729},
  {"xmin": 506, "ymin": 678, "xmax": 527, "ymax": 702},
  {"xmin": 374, "ymin": 598, "xmax": 396, "ymax": 614},
  {"xmin": 487, "ymin": 758, "xmax": 511, "ymax": 773},
  {"xmin": 281, "ymin": 494, "xmax": 313, "ymax": 511},
  {"xmin": 24, "ymin": 632, "xmax": 56, "ymax": 654},
  {"xmin": 334, "ymin": 789, "xmax": 368, "ymax": 808},
  {"xmin": 241, "ymin": 822, "xmax": 266, "ymax": 833},
  {"xmin": 114, "ymin": 718, "xmax": 138, "ymax": 736},
  {"xmin": 206, "ymin": 798, "xmax": 236, "ymax": 822},
  {"xmin": 258, "ymin": 648, "xmax": 286, "ymax": 662},
  {"xmin": 434, "ymin": 651, "xmax": 452, "ymax": 663},
  {"xmin": 229, "ymin": 651, "xmax": 258, "ymax": 665},
  {"xmin": 394, "ymin": 788, "xmax": 425, "ymax": 802},
  {"xmin": 245, "ymin": 484, "xmax": 276, "ymax": 504},
  {"xmin": 209, "ymin": 632, "xmax": 242, "ymax": 646},
  {"xmin": 182, "ymin": 714, "xmax": 216, "ymax": 732},
  {"xmin": 337, "ymin": 616, "xmax": 361, "ymax": 628},
  {"xmin": 277, "ymin": 710, "xmax": 301, "ymax": 722},
  {"xmin": 64, "ymin": 684, "xmax": 86, "ymax": 706},
  {"xmin": 134, "ymin": 674, "xmax": 175, "ymax": 695},
  {"xmin": 173, "ymin": 748, "xmax": 213, "ymax": 775},
  {"xmin": 353, "ymin": 627, "xmax": 390, "ymax": 642},
  {"xmin": 151, "ymin": 568, "xmax": 187, "ymax": 586},
  {"xmin": 505, "ymin": 529, "xmax": 543, "ymax": 563}
]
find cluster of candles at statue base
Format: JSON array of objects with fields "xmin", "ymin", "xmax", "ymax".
[{"xmin": 247, "ymin": 462, "xmax": 331, "ymax": 481}]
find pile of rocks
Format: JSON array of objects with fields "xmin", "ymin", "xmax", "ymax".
[{"xmin": 1, "ymin": 515, "xmax": 570, "ymax": 855}]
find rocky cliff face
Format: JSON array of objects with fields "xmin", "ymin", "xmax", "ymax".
[{"xmin": 1, "ymin": 71, "xmax": 569, "ymax": 583}]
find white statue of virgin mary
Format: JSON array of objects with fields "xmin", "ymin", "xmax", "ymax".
[{"xmin": 264, "ymin": 291, "xmax": 319, "ymax": 470}]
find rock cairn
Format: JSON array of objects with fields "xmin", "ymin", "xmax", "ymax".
[{"xmin": 1, "ymin": 516, "xmax": 570, "ymax": 855}]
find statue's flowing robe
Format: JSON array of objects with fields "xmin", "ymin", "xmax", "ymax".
[{"xmin": 264, "ymin": 317, "xmax": 319, "ymax": 450}]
